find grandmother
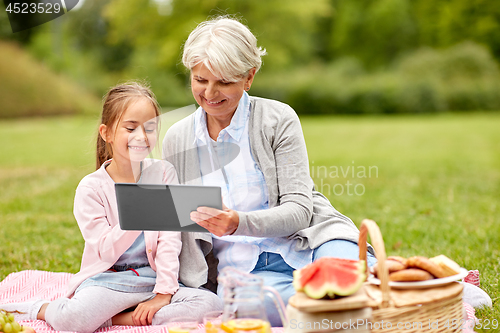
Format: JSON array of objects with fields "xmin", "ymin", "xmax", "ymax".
[{"xmin": 163, "ymin": 16, "xmax": 376, "ymax": 326}]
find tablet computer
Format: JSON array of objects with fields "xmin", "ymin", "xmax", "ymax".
[{"xmin": 115, "ymin": 183, "xmax": 222, "ymax": 232}]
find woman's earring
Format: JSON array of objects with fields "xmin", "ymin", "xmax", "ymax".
[{"xmin": 245, "ymin": 87, "xmax": 250, "ymax": 91}]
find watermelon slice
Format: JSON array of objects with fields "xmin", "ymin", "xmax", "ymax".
[
  {"xmin": 293, "ymin": 261, "xmax": 320, "ymax": 291},
  {"xmin": 315, "ymin": 257, "xmax": 362, "ymax": 269},
  {"xmin": 293, "ymin": 257, "xmax": 362, "ymax": 291},
  {"xmin": 293, "ymin": 257, "xmax": 366, "ymax": 299}
]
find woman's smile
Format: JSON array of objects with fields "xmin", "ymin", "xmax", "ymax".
[
  {"xmin": 205, "ymin": 98, "xmax": 226, "ymax": 105},
  {"xmin": 203, "ymin": 97, "xmax": 228, "ymax": 107}
]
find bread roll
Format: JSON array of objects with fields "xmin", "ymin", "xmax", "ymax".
[
  {"xmin": 429, "ymin": 255, "xmax": 461, "ymax": 277},
  {"xmin": 407, "ymin": 256, "xmax": 447, "ymax": 278},
  {"xmin": 373, "ymin": 258, "xmax": 407, "ymax": 277},
  {"xmin": 387, "ymin": 256, "xmax": 408, "ymax": 267},
  {"xmin": 389, "ymin": 268, "xmax": 434, "ymax": 282}
]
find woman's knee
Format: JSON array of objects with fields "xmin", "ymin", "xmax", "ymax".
[{"xmin": 313, "ymin": 239, "xmax": 377, "ymax": 267}]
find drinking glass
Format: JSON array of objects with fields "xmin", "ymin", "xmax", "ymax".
[
  {"xmin": 167, "ymin": 317, "xmax": 199, "ymax": 333},
  {"xmin": 203, "ymin": 311, "xmax": 223, "ymax": 333}
]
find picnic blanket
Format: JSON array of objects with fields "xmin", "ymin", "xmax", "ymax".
[
  {"xmin": 0, "ymin": 270, "xmax": 285, "ymax": 333},
  {"xmin": 1, "ymin": 270, "xmax": 478, "ymax": 333}
]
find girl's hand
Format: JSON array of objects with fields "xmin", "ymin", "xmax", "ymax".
[
  {"xmin": 190, "ymin": 205, "xmax": 239, "ymax": 237},
  {"xmin": 132, "ymin": 293, "xmax": 172, "ymax": 326}
]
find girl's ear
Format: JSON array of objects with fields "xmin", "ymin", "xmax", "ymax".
[{"xmin": 99, "ymin": 124, "xmax": 110, "ymax": 143}]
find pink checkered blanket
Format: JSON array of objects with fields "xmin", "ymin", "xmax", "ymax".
[
  {"xmin": 1, "ymin": 270, "xmax": 477, "ymax": 333},
  {"xmin": 0, "ymin": 270, "xmax": 283, "ymax": 333}
]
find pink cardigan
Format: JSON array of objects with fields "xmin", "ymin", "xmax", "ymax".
[{"xmin": 66, "ymin": 159, "xmax": 181, "ymax": 297}]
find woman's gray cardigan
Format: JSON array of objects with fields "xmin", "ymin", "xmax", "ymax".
[{"xmin": 163, "ymin": 96, "xmax": 373, "ymax": 290}]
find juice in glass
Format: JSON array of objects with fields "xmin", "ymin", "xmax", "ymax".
[
  {"xmin": 167, "ymin": 317, "xmax": 198, "ymax": 333},
  {"xmin": 221, "ymin": 318, "xmax": 271, "ymax": 333}
]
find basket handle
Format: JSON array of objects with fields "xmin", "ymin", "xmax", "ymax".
[{"xmin": 359, "ymin": 219, "xmax": 391, "ymax": 308}]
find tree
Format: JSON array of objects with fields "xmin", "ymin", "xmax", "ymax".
[
  {"xmin": 64, "ymin": 0, "xmax": 133, "ymax": 72},
  {"xmin": 413, "ymin": 0, "xmax": 500, "ymax": 60},
  {"xmin": 329, "ymin": 0, "xmax": 417, "ymax": 68},
  {"xmin": 103, "ymin": 0, "xmax": 331, "ymax": 72}
]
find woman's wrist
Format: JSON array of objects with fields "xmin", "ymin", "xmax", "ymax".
[{"xmin": 226, "ymin": 209, "xmax": 239, "ymax": 235}]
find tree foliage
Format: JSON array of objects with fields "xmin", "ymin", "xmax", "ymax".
[
  {"xmin": 4, "ymin": 0, "xmax": 500, "ymax": 111},
  {"xmin": 328, "ymin": 0, "xmax": 417, "ymax": 67},
  {"xmin": 103, "ymin": 0, "xmax": 331, "ymax": 72},
  {"xmin": 63, "ymin": 0, "xmax": 133, "ymax": 72},
  {"xmin": 97, "ymin": 0, "xmax": 500, "ymax": 71},
  {"xmin": 412, "ymin": 0, "xmax": 500, "ymax": 59}
]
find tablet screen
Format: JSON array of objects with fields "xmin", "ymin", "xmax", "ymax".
[{"xmin": 116, "ymin": 183, "xmax": 222, "ymax": 232}]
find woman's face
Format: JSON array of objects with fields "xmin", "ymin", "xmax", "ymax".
[{"xmin": 191, "ymin": 63, "xmax": 255, "ymax": 120}]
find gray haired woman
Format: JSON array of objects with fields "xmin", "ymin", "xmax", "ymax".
[{"xmin": 163, "ymin": 16, "xmax": 376, "ymax": 327}]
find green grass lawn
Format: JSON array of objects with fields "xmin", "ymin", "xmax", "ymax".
[{"xmin": 0, "ymin": 112, "xmax": 498, "ymax": 330}]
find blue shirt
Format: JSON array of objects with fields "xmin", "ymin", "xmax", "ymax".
[{"xmin": 194, "ymin": 92, "xmax": 313, "ymax": 279}]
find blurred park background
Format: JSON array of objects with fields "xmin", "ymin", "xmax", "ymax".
[
  {"xmin": 0, "ymin": 0, "xmax": 499, "ymax": 328},
  {"xmin": 1, "ymin": 0, "xmax": 500, "ymax": 116}
]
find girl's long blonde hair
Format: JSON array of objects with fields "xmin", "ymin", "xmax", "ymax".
[{"xmin": 96, "ymin": 82, "xmax": 160, "ymax": 170}]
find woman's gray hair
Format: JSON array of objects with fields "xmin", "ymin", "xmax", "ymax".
[{"xmin": 182, "ymin": 16, "xmax": 267, "ymax": 82}]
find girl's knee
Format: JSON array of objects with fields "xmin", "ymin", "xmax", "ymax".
[
  {"xmin": 195, "ymin": 289, "xmax": 223, "ymax": 310},
  {"xmin": 201, "ymin": 289, "xmax": 224, "ymax": 311},
  {"xmin": 47, "ymin": 315, "xmax": 97, "ymax": 333},
  {"xmin": 153, "ymin": 288, "xmax": 223, "ymax": 324},
  {"xmin": 176, "ymin": 287, "xmax": 222, "ymax": 306},
  {"xmin": 178, "ymin": 288, "xmax": 223, "ymax": 318},
  {"xmin": 45, "ymin": 301, "xmax": 103, "ymax": 333}
]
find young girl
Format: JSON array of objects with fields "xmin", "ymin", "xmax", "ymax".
[{"xmin": 1, "ymin": 82, "xmax": 222, "ymax": 333}]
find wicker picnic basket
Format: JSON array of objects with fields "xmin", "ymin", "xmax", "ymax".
[{"xmin": 358, "ymin": 219, "xmax": 464, "ymax": 333}]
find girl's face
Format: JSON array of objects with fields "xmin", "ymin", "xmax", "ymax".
[
  {"xmin": 191, "ymin": 63, "xmax": 255, "ymax": 121},
  {"xmin": 102, "ymin": 98, "xmax": 158, "ymax": 164}
]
